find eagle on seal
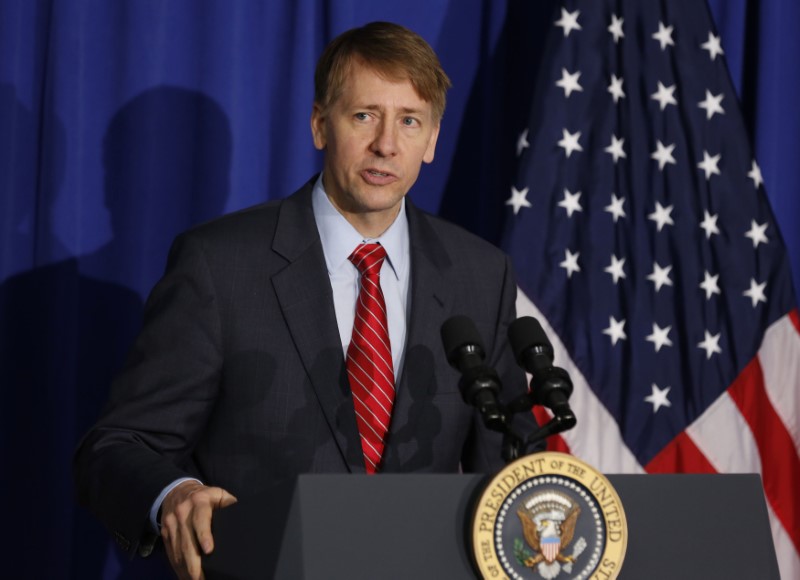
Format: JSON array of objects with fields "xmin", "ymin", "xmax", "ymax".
[{"xmin": 517, "ymin": 492, "xmax": 581, "ymax": 568}]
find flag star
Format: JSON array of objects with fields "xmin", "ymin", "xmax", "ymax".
[
  {"xmin": 603, "ymin": 316, "xmax": 627, "ymax": 345},
  {"xmin": 701, "ymin": 31, "xmax": 724, "ymax": 61},
  {"xmin": 647, "ymin": 262, "xmax": 673, "ymax": 292},
  {"xmin": 559, "ymin": 248, "xmax": 581, "ymax": 278},
  {"xmin": 698, "ymin": 330, "xmax": 723, "ymax": 359},
  {"xmin": 697, "ymin": 150, "xmax": 722, "ymax": 180},
  {"xmin": 651, "ymin": 140, "xmax": 676, "ymax": 170},
  {"xmin": 556, "ymin": 68, "xmax": 584, "ymax": 97},
  {"xmin": 558, "ymin": 188, "xmax": 583, "ymax": 218},
  {"xmin": 645, "ymin": 383, "xmax": 672, "ymax": 413},
  {"xmin": 604, "ymin": 134, "xmax": 627, "ymax": 163},
  {"xmin": 554, "ymin": 7, "xmax": 582, "ymax": 37},
  {"xmin": 506, "ymin": 186, "xmax": 532, "ymax": 215},
  {"xmin": 605, "ymin": 194, "xmax": 627, "ymax": 223},
  {"xmin": 651, "ymin": 81, "xmax": 678, "ymax": 111},
  {"xmin": 516, "ymin": 129, "xmax": 529, "ymax": 157},
  {"xmin": 744, "ymin": 219, "xmax": 769, "ymax": 248},
  {"xmin": 747, "ymin": 160, "xmax": 764, "ymax": 188},
  {"xmin": 607, "ymin": 74, "xmax": 626, "ymax": 103},
  {"xmin": 646, "ymin": 323, "xmax": 673, "ymax": 352},
  {"xmin": 700, "ymin": 270, "xmax": 721, "ymax": 300},
  {"xmin": 604, "ymin": 254, "xmax": 626, "ymax": 284},
  {"xmin": 699, "ymin": 210, "xmax": 720, "ymax": 239},
  {"xmin": 557, "ymin": 128, "xmax": 583, "ymax": 158},
  {"xmin": 652, "ymin": 21, "xmax": 675, "ymax": 51},
  {"xmin": 608, "ymin": 14, "xmax": 624, "ymax": 43},
  {"xmin": 743, "ymin": 278, "xmax": 768, "ymax": 307},
  {"xmin": 698, "ymin": 90, "xmax": 725, "ymax": 120},
  {"xmin": 648, "ymin": 201, "xmax": 675, "ymax": 232}
]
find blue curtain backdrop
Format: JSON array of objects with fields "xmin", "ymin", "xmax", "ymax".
[{"xmin": 0, "ymin": 0, "xmax": 797, "ymax": 577}]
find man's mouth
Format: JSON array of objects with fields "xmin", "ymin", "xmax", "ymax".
[{"xmin": 362, "ymin": 169, "xmax": 397, "ymax": 185}]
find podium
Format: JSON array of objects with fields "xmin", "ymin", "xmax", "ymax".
[{"xmin": 204, "ymin": 473, "xmax": 779, "ymax": 579}]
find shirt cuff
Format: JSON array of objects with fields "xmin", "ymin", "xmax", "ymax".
[{"xmin": 149, "ymin": 477, "xmax": 203, "ymax": 532}]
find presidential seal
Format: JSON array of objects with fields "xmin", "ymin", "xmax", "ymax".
[{"xmin": 472, "ymin": 452, "xmax": 626, "ymax": 579}]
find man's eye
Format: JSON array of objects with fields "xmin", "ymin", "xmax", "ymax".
[
  {"xmin": 354, "ymin": 112, "xmax": 369, "ymax": 121},
  {"xmin": 403, "ymin": 117, "xmax": 418, "ymax": 127}
]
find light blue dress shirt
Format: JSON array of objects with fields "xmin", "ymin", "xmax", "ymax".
[{"xmin": 311, "ymin": 174, "xmax": 410, "ymax": 379}]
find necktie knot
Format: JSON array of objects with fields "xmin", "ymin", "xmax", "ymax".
[{"xmin": 349, "ymin": 243, "xmax": 387, "ymax": 277}]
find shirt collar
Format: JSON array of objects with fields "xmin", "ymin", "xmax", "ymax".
[{"xmin": 311, "ymin": 174, "xmax": 408, "ymax": 280}]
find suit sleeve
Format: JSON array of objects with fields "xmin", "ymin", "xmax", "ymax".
[{"xmin": 73, "ymin": 231, "xmax": 223, "ymax": 556}]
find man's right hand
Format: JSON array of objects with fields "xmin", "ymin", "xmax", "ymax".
[{"xmin": 160, "ymin": 480, "xmax": 238, "ymax": 580}]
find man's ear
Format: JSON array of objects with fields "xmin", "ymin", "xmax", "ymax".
[
  {"xmin": 310, "ymin": 103, "xmax": 327, "ymax": 151},
  {"xmin": 422, "ymin": 122, "xmax": 440, "ymax": 164}
]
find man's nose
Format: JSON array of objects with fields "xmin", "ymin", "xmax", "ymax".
[{"xmin": 370, "ymin": 120, "xmax": 398, "ymax": 157}]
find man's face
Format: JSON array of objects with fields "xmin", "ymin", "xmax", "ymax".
[{"xmin": 311, "ymin": 60, "xmax": 440, "ymax": 233}]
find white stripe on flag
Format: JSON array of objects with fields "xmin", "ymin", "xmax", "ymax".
[
  {"xmin": 768, "ymin": 502, "xmax": 800, "ymax": 580},
  {"xmin": 686, "ymin": 392, "xmax": 761, "ymax": 473},
  {"xmin": 760, "ymin": 315, "xmax": 800, "ymax": 450}
]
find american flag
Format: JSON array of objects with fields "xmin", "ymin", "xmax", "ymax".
[{"xmin": 502, "ymin": 1, "xmax": 800, "ymax": 577}]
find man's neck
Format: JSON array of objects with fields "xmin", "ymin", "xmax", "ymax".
[{"xmin": 338, "ymin": 204, "xmax": 402, "ymax": 239}]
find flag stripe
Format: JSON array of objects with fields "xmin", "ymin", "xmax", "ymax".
[
  {"xmin": 760, "ymin": 311, "xmax": 800, "ymax": 449},
  {"xmin": 686, "ymin": 392, "xmax": 762, "ymax": 474},
  {"xmin": 789, "ymin": 309, "xmax": 800, "ymax": 334},
  {"xmin": 768, "ymin": 502, "xmax": 800, "ymax": 580},
  {"xmin": 728, "ymin": 355, "xmax": 800, "ymax": 554}
]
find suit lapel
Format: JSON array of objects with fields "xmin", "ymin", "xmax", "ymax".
[
  {"xmin": 383, "ymin": 201, "xmax": 454, "ymax": 470},
  {"xmin": 403, "ymin": 201, "xmax": 453, "ymax": 366},
  {"xmin": 270, "ymin": 182, "xmax": 365, "ymax": 473}
]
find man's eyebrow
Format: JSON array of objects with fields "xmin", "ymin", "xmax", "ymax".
[{"xmin": 357, "ymin": 104, "xmax": 426, "ymax": 115}]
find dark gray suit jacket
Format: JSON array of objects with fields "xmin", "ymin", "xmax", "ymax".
[{"xmin": 74, "ymin": 177, "xmax": 538, "ymax": 556}]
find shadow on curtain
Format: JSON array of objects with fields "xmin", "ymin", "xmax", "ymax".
[{"xmin": 0, "ymin": 86, "xmax": 232, "ymax": 578}]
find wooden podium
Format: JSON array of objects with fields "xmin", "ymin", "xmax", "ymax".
[{"xmin": 204, "ymin": 473, "xmax": 779, "ymax": 579}]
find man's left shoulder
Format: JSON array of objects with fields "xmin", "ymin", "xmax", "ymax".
[{"xmin": 411, "ymin": 207, "xmax": 509, "ymax": 263}]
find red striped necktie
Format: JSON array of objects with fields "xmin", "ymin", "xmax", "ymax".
[{"xmin": 346, "ymin": 242, "xmax": 395, "ymax": 474}]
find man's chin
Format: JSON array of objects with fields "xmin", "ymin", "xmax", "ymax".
[{"xmin": 352, "ymin": 186, "xmax": 407, "ymax": 211}]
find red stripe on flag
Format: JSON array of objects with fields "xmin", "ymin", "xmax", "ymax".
[
  {"xmin": 533, "ymin": 407, "xmax": 571, "ymax": 453},
  {"xmin": 644, "ymin": 430, "xmax": 717, "ymax": 474},
  {"xmin": 728, "ymin": 356, "xmax": 800, "ymax": 555},
  {"xmin": 790, "ymin": 308, "xmax": 800, "ymax": 334},
  {"xmin": 546, "ymin": 435, "xmax": 570, "ymax": 453}
]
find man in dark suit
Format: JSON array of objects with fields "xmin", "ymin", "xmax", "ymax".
[{"xmin": 75, "ymin": 21, "xmax": 538, "ymax": 579}]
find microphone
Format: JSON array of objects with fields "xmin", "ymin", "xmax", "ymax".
[
  {"xmin": 507, "ymin": 317, "xmax": 575, "ymax": 425},
  {"xmin": 440, "ymin": 315, "xmax": 506, "ymax": 432}
]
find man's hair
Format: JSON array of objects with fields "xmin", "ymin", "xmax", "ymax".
[{"xmin": 314, "ymin": 21, "xmax": 452, "ymax": 121}]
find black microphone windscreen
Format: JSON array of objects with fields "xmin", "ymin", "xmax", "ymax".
[
  {"xmin": 508, "ymin": 316, "xmax": 552, "ymax": 363},
  {"xmin": 441, "ymin": 315, "xmax": 484, "ymax": 362}
]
